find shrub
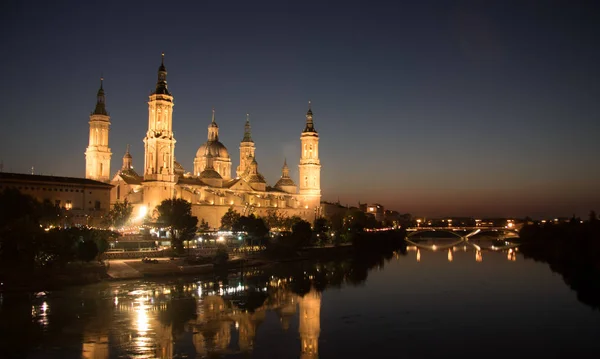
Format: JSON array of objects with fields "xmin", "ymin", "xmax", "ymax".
[{"xmin": 213, "ymin": 245, "xmax": 229, "ymax": 266}]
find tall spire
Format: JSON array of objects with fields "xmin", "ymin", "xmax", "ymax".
[
  {"xmin": 154, "ymin": 52, "xmax": 171, "ymax": 95},
  {"xmin": 242, "ymin": 113, "xmax": 253, "ymax": 142},
  {"xmin": 304, "ymin": 100, "xmax": 316, "ymax": 133},
  {"xmin": 211, "ymin": 107, "xmax": 216, "ymax": 124},
  {"xmin": 93, "ymin": 76, "xmax": 108, "ymax": 115}
]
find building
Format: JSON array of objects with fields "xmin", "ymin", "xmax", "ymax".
[
  {"xmin": 359, "ymin": 203, "xmax": 385, "ymax": 222},
  {"xmin": 95, "ymin": 54, "xmax": 321, "ymax": 228},
  {"xmin": 0, "ymin": 172, "xmax": 112, "ymax": 226}
]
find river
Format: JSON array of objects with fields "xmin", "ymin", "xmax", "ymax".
[{"xmin": 1, "ymin": 241, "xmax": 599, "ymax": 358}]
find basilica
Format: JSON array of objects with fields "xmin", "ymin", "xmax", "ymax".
[{"xmin": 85, "ymin": 54, "xmax": 321, "ymax": 228}]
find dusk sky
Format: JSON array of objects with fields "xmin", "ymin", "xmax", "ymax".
[{"xmin": 2, "ymin": 0, "xmax": 599, "ymax": 218}]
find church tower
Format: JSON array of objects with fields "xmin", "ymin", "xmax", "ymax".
[
  {"xmin": 142, "ymin": 53, "xmax": 177, "ymax": 210},
  {"xmin": 236, "ymin": 113, "xmax": 255, "ymax": 177},
  {"xmin": 85, "ymin": 77, "xmax": 112, "ymax": 182},
  {"xmin": 298, "ymin": 102, "xmax": 321, "ymax": 210}
]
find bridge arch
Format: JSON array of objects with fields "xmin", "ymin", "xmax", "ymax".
[{"xmin": 406, "ymin": 229, "xmax": 465, "ymax": 239}]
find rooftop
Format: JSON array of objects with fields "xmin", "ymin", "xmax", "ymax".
[{"xmin": 0, "ymin": 172, "xmax": 113, "ymax": 188}]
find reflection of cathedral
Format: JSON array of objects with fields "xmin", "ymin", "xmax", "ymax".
[
  {"xmin": 83, "ymin": 282, "xmax": 322, "ymax": 359},
  {"xmin": 81, "ymin": 334, "xmax": 109, "ymax": 359},
  {"xmin": 86, "ymin": 54, "xmax": 322, "ymax": 228}
]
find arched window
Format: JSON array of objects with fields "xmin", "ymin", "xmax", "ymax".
[
  {"xmin": 304, "ymin": 144, "xmax": 307, "ymax": 157},
  {"xmin": 304, "ymin": 176, "xmax": 308, "ymax": 187}
]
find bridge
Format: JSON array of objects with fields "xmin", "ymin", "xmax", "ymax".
[
  {"xmin": 406, "ymin": 227, "xmax": 519, "ymax": 239},
  {"xmin": 406, "ymin": 226, "xmax": 517, "ymax": 232},
  {"xmin": 405, "ymin": 227, "xmax": 521, "ymax": 253}
]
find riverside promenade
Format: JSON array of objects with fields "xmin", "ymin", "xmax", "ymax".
[{"xmin": 105, "ymin": 258, "xmax": 216, "ymax": 279}]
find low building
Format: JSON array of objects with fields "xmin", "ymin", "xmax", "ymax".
[
  {"xmin": 359, "ymin": 203, "xmax": 385, "ymax": 222},
  {"xmin": 0, "ymin": 172, "xmax": 112, "ymax": 226}
]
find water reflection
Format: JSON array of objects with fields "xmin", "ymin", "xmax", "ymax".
[
  {"xmin": 3, "ymin": 236, "xmax": 600, "ymax": 358},
  {"xmin": 407, "ymin": 236, "xmax": 521, "ymax": 263},
  {"xmin": 47, "ymin": 269, "xmax": 329, "ymax": 359}
]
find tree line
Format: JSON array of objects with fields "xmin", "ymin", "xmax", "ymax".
[
  {"xmin": 518, "ymin": 211, "xmax": 600, "ymax": 310},
  {"xmin": 0, "ymin": 188, "xmax": 117, "ymax": 286}
]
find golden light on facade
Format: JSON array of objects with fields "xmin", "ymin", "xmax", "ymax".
[{"xmin": 137, "ymin": 205, "xmax": 148, "ymax": 220}]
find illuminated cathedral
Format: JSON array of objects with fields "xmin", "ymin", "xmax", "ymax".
[{"xmin": 85, "ymin": 54, "xmax": 321, "ymax": 228}]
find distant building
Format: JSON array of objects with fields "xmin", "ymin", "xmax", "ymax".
[
  {"xmin": 321, "ymin": 201, "xmax": 348, "ymax": 220},
  {"xmin": 359, "ymin": 203, "xmax": 385, "ymax": 222},
  {"xmin": 0, "ymin": 172, "xmax": 112, "ymax": 226}
]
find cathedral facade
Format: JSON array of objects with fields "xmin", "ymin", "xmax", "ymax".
[{"xmin": 86, "ymin": 54, "xmax": 321, "ymax": 229}]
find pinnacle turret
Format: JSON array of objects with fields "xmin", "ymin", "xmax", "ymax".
[
  {"xmin": 153, "ymin": 52, "xmax": 171, "ymax": 95},
  {"xmin": 303, "ymin": 100, "xmax": 316, "ymax": 133},
  {"xmin": 208, "ymin": 108, "xmax": 219, "ymax": 141},
  {"xmin": 93, "ymin": 77, "xmax": 108, "ymax": 115},
  {"xmin": 122, "ymin": 144, "xmax": 132, "ymax": 170},
  {"xmin": 242, "ymin": 113, "xmax": 253, "ymax": 142}
]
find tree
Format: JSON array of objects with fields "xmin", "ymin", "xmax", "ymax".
[
  {"xmin": 343, "ymin": 209, "xmax": 370, "ymax": 233},
  {"xmin": 292, "ymin": 219, "xmax": 313, "ymax": 246},
  {"xmin": 233, "ymin": 214, "xmax": 269, "ymax": 245},
  {"xmin": 313, "ymin": 217, "xmax": 329, "ymax": 245},
  {"xmin": 198, "ymin": 218, "xmax": 210, "ymax": 231},
  {"xmin": 314, "ymin": 217, "xmax": 329, "ymax": 235},
  {"xmin": 38, "ymin": 199, "xmax": 62, "ymax": 228},
  {"xmin": 213, "ymin": 244, "xmax": 229, "ymax": 265},
  {"xmin": 264, "ymin": 209, "xmax": 286, "ymax": 230},
  {"xmin": 105, "ymin": 200, "xmax": 133, "ymax": 229},
  {"xmin": 282, "ymin": 215, "xmax": 304, "ymax": 231},
  {"xmin": 220, "ymin": 207, "xmax": 241, "ymax": 230},
  {"xmin": 77, "ymin": 239, "xmax": 99, "ymax": 262},
  {"xmin": 0, "ymin": 189, "xmax": 44, "ymax": 273},
  {"xmin": 156, "ymin": 199, "xmax": 198, "ymax": 254}
]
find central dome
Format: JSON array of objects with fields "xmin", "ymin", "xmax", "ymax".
[{"xmin": 196, "ymin": 140, "xmax": 230, "ymax": 159}]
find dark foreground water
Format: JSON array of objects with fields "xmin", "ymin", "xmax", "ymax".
[{"xmin": 2, "ymin": 244, "xmax": 600, "ymax": 358}]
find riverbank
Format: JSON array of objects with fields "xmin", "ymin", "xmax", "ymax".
[
  {"xmin": 0, "ymin": 243, "xmax": 356, "ymax": 292},
  {"xmin": 105, "ymin": 243, "xmax": 354, "ymax": 279},
  {"xmin": 0, "ymin": 230, "xmax": 404, "ymax": 292}
]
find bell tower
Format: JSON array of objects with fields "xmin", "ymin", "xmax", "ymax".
[
  {"xmin": 142, "ymin": 53, "xmax": 177, "ymax": 210},
  {"xmin": 85, "ymin": 77, "xmax": 112, "ymax": 182},
  {"xmin": 298, "ymin": 101, "xmax": 321, "ymax": 210},
  {"xmin": 143, "ymin": 53, "xmax": 176, "ymax": 182}
]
